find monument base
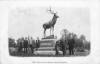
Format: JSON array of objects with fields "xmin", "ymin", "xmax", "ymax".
[
  {"xmin": 42, "ymin": 35, "xmax": 57, "ymax": 39},
  {"xmin": 36, "ymin": 35, "xmax": 57, "ymax": 55}
]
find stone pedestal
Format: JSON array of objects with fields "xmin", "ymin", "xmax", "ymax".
[
  {"xmin": 36, "ymin": 35, "xmax": 57, "ymax": 55},
  {"xmin": 42, "ymin": 35, "xmax": 56, "ymax": 39},
  {"xmin": 38, "ymin": 38, "xmax": 56, "ymax": 51}
]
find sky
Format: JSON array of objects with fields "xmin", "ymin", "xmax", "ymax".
[{"xmin": 8, "ymin": 7, "xmax": 90, "ymax": 41}]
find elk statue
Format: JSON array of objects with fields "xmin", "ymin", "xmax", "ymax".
[{"xmin": 43, "ymin": 8, "xmax": 59, "ymax": 38}]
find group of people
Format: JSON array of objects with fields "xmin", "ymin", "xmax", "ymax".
[
  {"xmin": 55, "ymin": 33, "xmax": 75, "ymax": 56},
  {"xmin": 16, "ymin": 37, "xmax": 40, "ymax": 54},
  {"xmin": 9, "ymin": 32, "xmax": 89, "ymax": 56}
]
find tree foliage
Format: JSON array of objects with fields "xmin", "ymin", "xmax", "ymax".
[{"xmin": 60, "ymin": 29, "xmax": 90, "ymax": 51}]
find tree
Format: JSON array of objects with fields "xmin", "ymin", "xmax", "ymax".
[
  {"xmin": 61, "ymin": 29, "xmax": 68, "ymax": 35},
  {"xmin": 83, "ymin": 41, "xmax": 90, "ymax": 50},
  {"xmin": 72, "ymin": 33, "xmax": 78, "ymax": 39},
  {"xmin": 8, "ymin": 37, "xmax": 15, "ymax": 47},
  {"xmin": 60, "ymin": 29, "xmax": 69, "ymax": 41},
  {"xmin": 80, "ymin": 34, "xmax": 86, "ymax": 41}
]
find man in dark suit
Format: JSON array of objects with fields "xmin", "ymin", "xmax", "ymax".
[
  {"xmin": 68, "ymin": 34, "xmax": 75, "ymax": 55},
  {"xmin": 24, "ymin": 38, "xmax": 28, "ymax": 53}
]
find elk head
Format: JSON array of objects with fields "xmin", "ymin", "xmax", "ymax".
[{"xmin": 48, "ymin": 7, "xmax": 59, "ymax": 18}]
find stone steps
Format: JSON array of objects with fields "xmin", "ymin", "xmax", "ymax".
[
  {"xmin": 40, "ymin": 39, "xmax": 56, "ymax": 43},
  {"xmin": 39, "ymin": 39, "xmax": 56, "ymax": 47},
  {"xmin": 39, "ymin": 43, "xmax": 54, "ymax": 47},
  {"xmin": 34, "ymin": 51, "xmax": 56, "ymax": 55},
  {"xmin": 36, "ymin": 38, "xmax": 56, "ymax": 55},
  {"xmin": 37, "ymin": 47, "xmax": 55, "ymax": 51}
]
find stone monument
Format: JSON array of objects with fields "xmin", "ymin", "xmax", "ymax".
[{"xmin": 36, "ymin": 8, "xmax": 59, "ymax": 55}]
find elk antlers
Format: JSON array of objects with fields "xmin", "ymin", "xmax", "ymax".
[{"xmin": 48, "ymin": 7, "xmax": 57, "ymax": 14}]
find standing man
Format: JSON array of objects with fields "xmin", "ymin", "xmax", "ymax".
[
  {"xmin": 61, "ymin": 29, "xmax": 69, "ymax": 56},
  {"xmin": 29, "ymin": 37, "xmax": 34, "ymax": 54},
  {"xmin": 68, "ymin": 34, "xmax": 75, "ymax": 55},
  {"xmin": 36, "ymin": 37, "xmax": 40, "ymax": 48},
  {"xmin": 24, "ymin": 37, "xmax": 28, "ymax": 54}
]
